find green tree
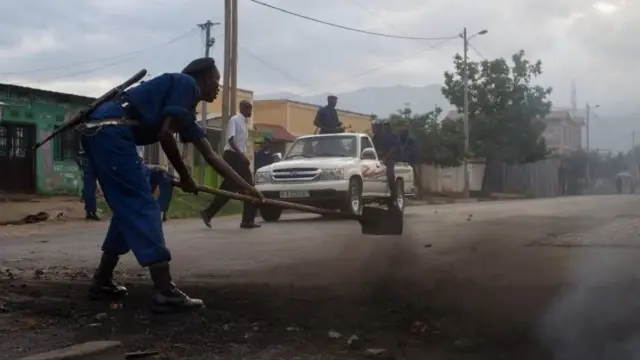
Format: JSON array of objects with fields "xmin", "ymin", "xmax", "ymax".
[
  {"xmin": 441, "ymin": 49, "xmax": 553, "ymax": 194},
  {"xmin": 386, "ymin": 106, "xmax": 465, "ymax": 168}
]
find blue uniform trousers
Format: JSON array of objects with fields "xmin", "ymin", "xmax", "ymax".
[
  {"xmin": 81, "ymin": 161, "xmax": 98, "ymax": 214},
  {"xmin": 81, "ymin": 125, "xmax": 170, "ymax": 267}
]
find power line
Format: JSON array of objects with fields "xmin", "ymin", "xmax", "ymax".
[
  {"xmin": 247, "ymin": 0, "xmax": 458, "ymax": 41},
  {"xmin": 239, "ymin": 45, "xmax": 308, "ymax": 86},
  {"xmin": 241, "ymin": 35, "xmax": 455, "ymax": 98},
  {"xmin": 295, "ymin": 36, "xmax": 457, "ymax": 97},
  {"xmin": 347, "ymin": 0, "xmax": 445, "ymax": 51},
  {"xmin": 0, "ymin": 28, "xmax": 198, "ymax": 77},
  {"xmin": 468, "ymin": 42, "xmax": 486, "ymax": 61},
  {"xmin": 347, "ymin": 0, "xmax": 408, "ymax": 35},
  {"xmin": 8, "ymin": 30, "xmax": 197, "ymax": 86}
]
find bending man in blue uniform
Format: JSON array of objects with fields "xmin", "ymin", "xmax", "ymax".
[{"xmin": 81, "ymin": 57, "xmax": 262, "ymax": 313}]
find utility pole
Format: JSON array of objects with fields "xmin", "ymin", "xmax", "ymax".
[
  {"xmin": 220, "ymin": 0, "xmax": 233, "ymax": 154},
  {"xmin": 461, "ymin": 27, "xmax": 470, "ymax": 198},
  {"xmin": 585, "ymin": 103, "xmax": 590, "ymax": 151},
  {"xmin": 585, "ymin": 103, "xmax": 599, "ymax": 189},
  {"xmin": 195, "ymin": 20, "xmax": 219, "ymax": 184},
  {"xmin": 460, "ymin": 28, "xmax": 487, "ymax": 198}
]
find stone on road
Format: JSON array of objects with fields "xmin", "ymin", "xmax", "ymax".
[{"xmin": 2, "ymin": 195, "xmax": 640, "ymax": 360}]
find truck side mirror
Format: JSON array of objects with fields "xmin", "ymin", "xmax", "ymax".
[
  {"xmin": 273, "ymin": 152, "xmax": 283, "ymax": 162},
  {"xmin": 361, "ymin": 148, "xmax": 377, "ymax": 160}
]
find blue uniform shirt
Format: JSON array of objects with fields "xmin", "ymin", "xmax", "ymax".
[
  {"xmin": 373, "ymin": 131, "xmax": 400, "ymax": 160},
  {"xmin": 254, "ymin": 148, "xmax": 274, "ymax": 171},
  {"xmin": 398, "ymin": 133, "xmax": 417, "ymax": 164},
  {"xmin": 89, "ymin": 73, "xmax": 205, "ymax": 145},
  {"xmin": 314, "ymin": 106, "xmax": 340, "ymax": 130}
]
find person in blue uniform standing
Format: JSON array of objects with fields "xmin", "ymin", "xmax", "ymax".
[
  {"xmin": 254, "ymin": 137, "xmax": 275, "ymax": 172},
  {"xmin": 313, "ymin": 95, "xmax": 343, "ymax": 134},
  {"xmin": 372, "ymin": 119, "xmax": 400, "ymax": 208},
  {"xmin": 81, "ymin": 57, "xmax": 263, "ymax": 313},
  {"xmin": 77, "ymin": 146, "xmax": 100, "ymax": 221},
  {"xmin": 138, "ymin": 146, "xmax": 174, "ymax": 222}
]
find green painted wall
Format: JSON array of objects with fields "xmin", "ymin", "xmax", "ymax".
[{"xmin": 0, "ymin": 86, "xmax": 93, "ymax": 195}]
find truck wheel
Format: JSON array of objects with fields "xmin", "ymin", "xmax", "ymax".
[
  {"xmin": 341, "ymin": 177, "xmax": 363, "ymax": 216},
  {"xmin": 260, "ymin": 205, "xmax": 282, "ymax": 222}
]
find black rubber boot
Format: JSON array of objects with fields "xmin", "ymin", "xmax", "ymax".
[
  {"xmin": 148, "ymin": 261, "xmax": 204, "ymax": 313},
  {"xmin": 86, "ymin": 213, "xmax": 101, "ymax": 221},
  {"xmin": 88, "ymin": 253, "xmax": 128, "ymax": 300}
]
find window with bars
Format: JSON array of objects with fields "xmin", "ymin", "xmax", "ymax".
[
  {"xmin": 53, "ymin": 125, "xmax": 79, "ymax": 161},
  {"xmin": 0, "ymin": 126, "xmax": 7, "ymax": 157}
]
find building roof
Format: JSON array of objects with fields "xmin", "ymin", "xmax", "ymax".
[
  {"xmin": 545, "ymin": 109, "xmax": 584, "ymax": 126},
  {"xmin": 254, "ymin": 123, "xmax": 297, "ymax": 142},
  {"xmin": 255, "ymin": 98, "xmax": 372, "ymax": 118},
  {"xmin": 0, "ymin": 83, "xmax": 95, "ymax": 104}
]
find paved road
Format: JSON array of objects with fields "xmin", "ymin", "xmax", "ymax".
[{"xmin": 3, "ymin": 195, "xmax": 640, "ymax": 359}]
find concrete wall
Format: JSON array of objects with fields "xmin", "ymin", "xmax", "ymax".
[
  {"xmin": 252, "ymin": 100, "xmax": 288, "ymax": 128},
  {"xmin": 0, "ymin": 88, "xmax": 91, "ymax": 195},
  {"xmin": 419, "ymin": 163, "xmax": 485, "ymax": 194}
]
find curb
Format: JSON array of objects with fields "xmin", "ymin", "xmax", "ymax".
[{"xmin": 18, "ymin": 341, "xmax": 125, "ymax": 360}]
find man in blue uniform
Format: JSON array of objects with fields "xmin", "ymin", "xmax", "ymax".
[
  {"xmin": 148, "ymin": 165, "xmax": 174, "ymax": 222},
  {"xmin": 254, "ymin": 137, "xmax": 275, "ymax": 172},
  {"xmin": 397, "ymin": 126, "xmax": 419, "ymax": 194},
  {"xmin": 372, "ymin": 120, "xmax": 400, "ymax": 208},
  {"xmin": 138, "ymin": 146, "xmax": 174, "ymax": 222},
  {"xmin": 81, "ymin": 57, "xmax": 262, "ymax": 313},
  {"xmin": 313, "ymin": 95, "xmax": 343, "ymax": 134},
  {"xmin": 77, "ymin": 146, "xmax": 100, "ymax": 221}
]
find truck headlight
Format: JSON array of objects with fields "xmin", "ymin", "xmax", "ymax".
[
  {"xmin": 255, "ymin": 171, "xmax": 271, "ymax": 184},
  {"xmin": 318, "ymin": 168, "xmax": 345, "ymax": 181}
]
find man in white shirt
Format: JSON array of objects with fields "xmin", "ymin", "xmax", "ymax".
[{"xmin": 201, "ymin": 100, "xmax": 260, "ymax": 229}]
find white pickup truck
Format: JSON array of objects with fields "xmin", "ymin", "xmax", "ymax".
[{"xmin": 255, "ymin": 133, "xmax": 415, "ymax": 222}]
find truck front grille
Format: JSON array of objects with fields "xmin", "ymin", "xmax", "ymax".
[{"xmin": 271, "ymin": 168, "xmax": 321, "ymax": 181}]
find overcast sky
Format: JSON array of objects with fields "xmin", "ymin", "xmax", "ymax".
[{"xmin": 0, "ymin": 0, "xmax": 636, "ymax": 114}]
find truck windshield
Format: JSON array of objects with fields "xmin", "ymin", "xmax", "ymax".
[{"xmin": 285, "ymin": 135, "xmax": 358, "ymax": 159}]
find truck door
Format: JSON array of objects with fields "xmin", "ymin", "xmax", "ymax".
[{"xmin": 359, "ymin": 136, "xmax": 384, "ymax": 194}]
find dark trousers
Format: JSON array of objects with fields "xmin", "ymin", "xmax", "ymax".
[
  {"xmin": 384, "ymin": 158, "xmax": 397, "ymax": 198},
  {"xmin": 81, "ymin": 164, "xmax": 98, "ymax": 214},
  {"xmin": 203, "ymin": 150, "xmax": 257, "ymax": 224}
]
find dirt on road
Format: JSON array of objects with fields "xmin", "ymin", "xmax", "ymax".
[{"xmin": 2, "ymin": 196, "xmax": 640, "ymax": 359}]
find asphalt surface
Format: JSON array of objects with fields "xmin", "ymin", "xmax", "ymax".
[{"xmin": 2, "ymin": 195, "xmax": 640, "ymax": 359}]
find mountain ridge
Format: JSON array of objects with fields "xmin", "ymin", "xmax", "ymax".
[{"xmin": 255, "ymin": 84, "xmax": 451, "ymax": 117}]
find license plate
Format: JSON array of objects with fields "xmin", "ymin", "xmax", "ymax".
[{"xmin": 279, "ymin": 190, "xmax": 310, "ymax": 199}]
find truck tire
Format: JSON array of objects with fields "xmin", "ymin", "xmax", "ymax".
[
  {"xmin": 395, "ymin": 179, "xmax": 406, "ymax": 212},
  {"xmin": 341, "ymin": 177, "xmax": 363, "ymax": 216},
  {"xmin": 260, "ymin": 205, "xmax": 282, "ymax": 222}
]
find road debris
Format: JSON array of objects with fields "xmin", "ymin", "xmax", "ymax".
[
  {"xmin": 363, "ymin": 348, "xmax": 389, "ymax": 358},
  {"xmin": 125, "ymin": 350, "xmax": 161, "ymax": 358},
  {"xmin": 346, "ymin": 334, "xmax": 360, "ymax": 349},
  {"xmin": 94, "ymin": 313, "xmax": 109, "ymax": 321}
]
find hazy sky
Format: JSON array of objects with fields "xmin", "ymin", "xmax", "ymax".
[{"xmin": 0, "ymin": 0, "xmax": 636, "ymax": 114}]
